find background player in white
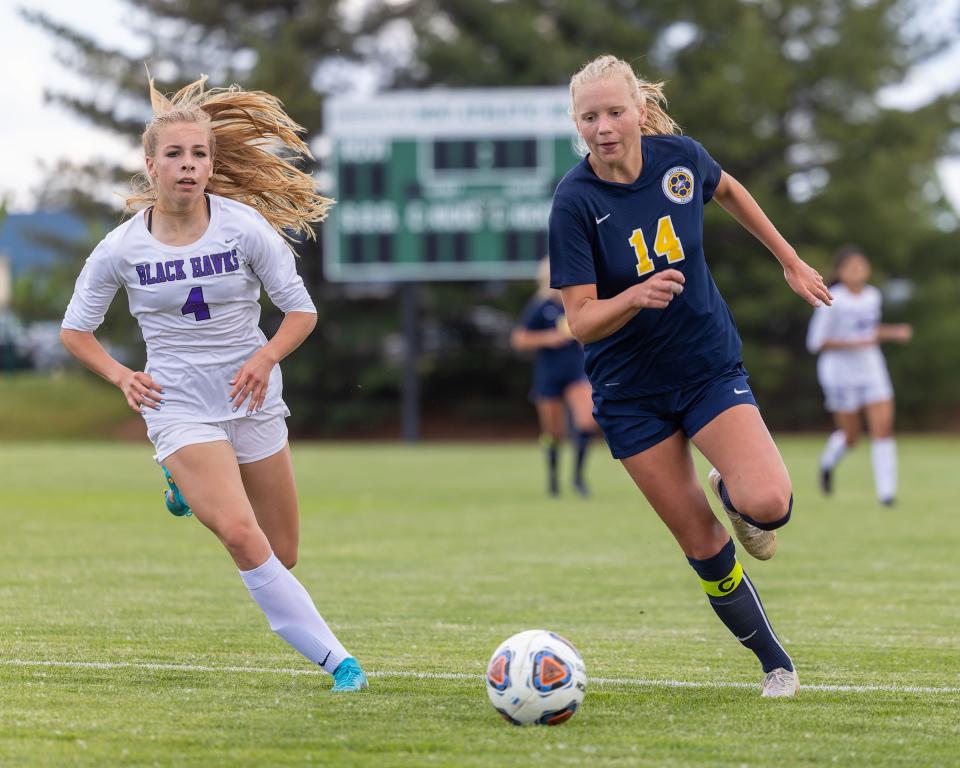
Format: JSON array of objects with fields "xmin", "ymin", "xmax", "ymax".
[
  {"xmin": 807, "ymin": 246, "xmax": 912, "ymax": 505},
  {"xmin": 60, "ymin": 75, "xmax": 368, "ymax": 691}
]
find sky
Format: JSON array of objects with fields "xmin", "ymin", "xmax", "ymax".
[{"xmin": 1, "ymin": 0, "xmax": 959, "ymax": 213}]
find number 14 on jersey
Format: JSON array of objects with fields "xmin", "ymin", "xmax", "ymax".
[{"xmin": 628, "ymin": 215, "xmax": 685, "ymax": 277}]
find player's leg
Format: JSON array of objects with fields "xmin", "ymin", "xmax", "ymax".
[
  {"xmin": 232, "ymin": 416, "xmax": 367, "ymax": 690},
  {"xmin": 535, "ymin": 398, "xmax": 565, "ymax": 496},
  {"xmin": 864, "ymin": 398, "xmax": 897, "ymax": 505},
  {"xmin": 819, "ymin": 410, "xmax": 860, "ymax": 495},
  {"xmin": 620, "ymin": 433, "xmax": 796, "ymax": 695},
  {"xmin": 694, "ymin": 404, "xmax": 793, "ymax": 526},
  {"xmin": 164, "ymin": 440, "xmax": 363, "ymax": 688},
  {"xmin": 692, "ymin": 404, "xmax": 792, "ymax": 560},
  {"xmin": 239, "ymin": 444, "xmax": 300, "ymax": 568},
  {"xmin": 564, "ymin": 379, "xmax": 596, "ymax": 497},
  {"xmin": 817, "ymin": 381, "xmax": 862, "ymax": 494}
]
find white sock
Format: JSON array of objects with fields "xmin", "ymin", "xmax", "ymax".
[
  {"xmin": 820, "ymin": 430, "xmax": 848, "ymax": 470},
  {"xmin": 871, "ymin": 438, "xmax": 898, "ymax": 502},
  {"xmin": 239, "ymin": 553, "xmax": 348, "ymax": 673}
]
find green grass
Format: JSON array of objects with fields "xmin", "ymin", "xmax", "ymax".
[
  {"xmin": 0, "ymin": 372, "xmax": 134, "ymax": 440},
  {"xmin": 2, "ymin": 438, "xmax": 958, "ymax": 767}
]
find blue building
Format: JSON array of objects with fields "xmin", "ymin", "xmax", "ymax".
[{"xmin": 0, "ymin": 210, "xmax": 91, "ymax": 275}]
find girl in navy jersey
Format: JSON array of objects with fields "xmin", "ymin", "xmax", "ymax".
[
  {"xmin": 549, "ymin": 55, "xmax": 832, "ymax": 697},
  {"xmin": 511, "ymin": 258, "xmax": 597, "ymax": 497},
  {"xmin": 807, "ymin": 246, "xmax": 912, "ymax": 505},
  {"xmin": 60, "ymin": 76, "xmax": 367, "ymax": 691}
]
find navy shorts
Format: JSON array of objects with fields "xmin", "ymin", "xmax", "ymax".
[
  {"xmin": 593, "ymin": 364, "xmax": 758, "ymax": 459},
  {"xmin": 532, "ymin": 370, "xmax": 588, "ymax": 399}
]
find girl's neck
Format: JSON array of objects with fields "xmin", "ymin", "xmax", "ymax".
[
  {"xmin": 149, "ymin": 194, "xmax": 210, "ymax": 246},
  {"xmin": 588, "ymin": 140, "xmax": 644, "ymax": 184}
]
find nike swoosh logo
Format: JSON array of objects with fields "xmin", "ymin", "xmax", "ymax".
[
  {"xmin": 734, "ymin": 387, "xmax": 750, "ymax": 395},
  {"xmin": 595, "ymin": 213, "xmax": 611, "ymax": 225},
  {"xmin": 736, "ymin": 630, "xmax": 758, "ymax": 642}
]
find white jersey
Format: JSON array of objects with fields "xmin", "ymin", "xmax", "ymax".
[
  {"xmin": 62, "ymin": 194, "xmax": 317, "ymax": 428},
  {"xmin": 806, "ymin": 284, "xmax": 890, "ymax": 389}
]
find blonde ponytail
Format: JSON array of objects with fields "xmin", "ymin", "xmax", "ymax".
[{"xmin": 129, "ymin": 73, "xmax": 332, "ymax": 241}]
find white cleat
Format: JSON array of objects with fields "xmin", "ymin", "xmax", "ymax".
[
  {"xmin": 707, "ymin": 468, "xmax": 777, "ymax": 561},
  {"xmin": 761, "ymin": 667, "xmax": 799, "ymax": 698}
]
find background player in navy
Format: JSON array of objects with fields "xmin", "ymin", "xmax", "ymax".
[
  {"xmin": 550, "ymin": 55, "xmax": 832, "ymax": 697},
  {"xmin": 807, "ymin": 246, "xmax": 912, "ymax": 504},
  {"xmin": 511, "ymin": 258, "xmax": 597, "ymax": 497}
]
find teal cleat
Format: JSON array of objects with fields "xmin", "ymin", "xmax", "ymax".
[
  {"xmin": 331, "ymin": 658, "xmax": 368, "ymax": 692},
  {"xmin": 162, "ymin": 465, "xmax": 192, "ymax": 517}
]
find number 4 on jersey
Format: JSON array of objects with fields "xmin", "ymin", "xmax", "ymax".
[
  {"xmin": 628, "ymin": 215, "xmax": 685, "ymax": 277},
  {"xmin": 181, "ymin": 286, "xmax": 211, "ymax": 321}
]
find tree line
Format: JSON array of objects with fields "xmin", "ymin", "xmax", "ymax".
[{"xmin": 16, "ymin": 0, "xmax": 960, "ymax": 433}]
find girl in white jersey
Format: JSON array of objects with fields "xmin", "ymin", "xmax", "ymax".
[
  {"xmin": 806, "ymin": 246, "xmax": 912, "ymax": 505},
  {"xmin": 60, "ymin": 75, "xmax": 368, "ymax": 691}
]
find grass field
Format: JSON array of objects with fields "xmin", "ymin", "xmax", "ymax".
[{"xmin": 2, "ymin": 437, "xmax": 959, "ymax": 767}]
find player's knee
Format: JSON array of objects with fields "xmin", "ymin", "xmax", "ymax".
[
  {"xmin": 741, "ymin": 484, "xmax": 792, "ymax": 524},
  {"xmin": 219, "ymin": 518, "xmax": 266, "ymax": 561},
  {"xmin": 277, "ymin": 545, "xmax": 298, "ymax": 570},
  {"xmin": 844, "ymin": 433, "xmax": 860, "ymax": 448}
]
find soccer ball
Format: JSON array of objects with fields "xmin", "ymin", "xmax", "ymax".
[{"xmin": 485, "ymin": 629, "xmax": 587, "ymax": 726}]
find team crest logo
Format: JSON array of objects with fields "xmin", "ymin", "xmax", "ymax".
[{"xmin": 662, "ymin": 166, "xmax": 695, "ymax": 204}]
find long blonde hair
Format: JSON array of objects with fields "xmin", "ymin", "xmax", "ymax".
[
  {"xmin": 128, "ymin": 73, "xmax": 333, "ymax": 241},
  {"xmin": 569, "ymin": 55, "xmax": 679, "ymax": 151}
]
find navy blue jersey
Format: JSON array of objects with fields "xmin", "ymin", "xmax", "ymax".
[
  {"xmin": 518, "ymin": 295, "xmax": 585, "ymax": 382},
  {"xmin": 548, "ymin": 134, "xmax": 741, "ymax": 398}
]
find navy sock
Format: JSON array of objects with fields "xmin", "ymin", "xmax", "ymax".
[
  {"xmin": 573, "ymin": 430, "xmax": 592, "ymax": 485},
  {"xmin": 719, "ymin": 479, "xmax": 793, "ymax": 531},
  {"xmin": 540, "ymin": 435, "xmax": 559, "ymax": 494},
  {"xmin": 687, "ymin": 539, "xmax": 793, "ymax": 673}
]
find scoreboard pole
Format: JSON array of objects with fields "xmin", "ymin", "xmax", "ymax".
[
  {"xmin": 400, "ymin": 282, "xmax": 420, "ymax": 442},
  {"xmin": 323, "ymin": 87, "xmax": 579, "ymax": 441}
]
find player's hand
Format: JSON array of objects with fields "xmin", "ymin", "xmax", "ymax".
[
  {"xmin": 119, "ymin": 369, "xmax": 164, "ymax": 413},
  {"xmin": 229, "ymin": 349, "xmax": 274, "ymax": 415},
  {"xmin": 784, "ymin": 259, "xmax": 832, "ymax": 308},
  {"xmin": 629, "ymin": 269, "xmax": 685, "ymax": 309}
]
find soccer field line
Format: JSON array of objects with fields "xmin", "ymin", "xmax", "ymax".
[{"xmin": 4, "ymin": 658, "xmax": 959, "ymax": 695}]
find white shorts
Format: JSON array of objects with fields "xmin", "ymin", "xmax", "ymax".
[
  {"xmin": 148, "ymin": 409, "xmax": 289, "ymax": 465},
  {"xmin": 822, "ymin": 381, "xmax": 893, "ymax": 413}
]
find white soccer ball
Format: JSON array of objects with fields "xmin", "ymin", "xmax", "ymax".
[{"xmin": 485, "ymin": 629, "xmax": 587, "ymax": 726}]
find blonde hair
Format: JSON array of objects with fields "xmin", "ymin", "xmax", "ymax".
[
  {"xmin": 128, "ymin": 73, "xmax": 332, "ymax": 241},
  {"xmin": 569, "ymin": 55, "xmax": 680, "ymax": 146}
]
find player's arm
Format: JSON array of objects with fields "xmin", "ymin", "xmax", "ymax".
[
  {"xmin": 712, "ymin": 171, "xmax": 832, "ymax": 308},
  {"xmin": 228, "ymin": 310, "xmax": 317, "ymax": 413},
  {"xmin": 877, "ymin": 323, "xmax": 913, "ymax": 343},
  {"xmin": 816, "ymin": 337, "xmax": 880, "ymax": 351},
  {"xmin": 60, "ymin": 329, "xmax": 163, "ymax": 413},
  {"xmin": 560, "ymin": 271, "xmax": 685, "ymax": 344},
  {"xmin": 510, "ymin": 327, "xmax": 569, "ymax": 351}
]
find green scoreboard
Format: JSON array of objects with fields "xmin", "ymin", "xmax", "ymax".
[{"xmin": 322, "ymin": 88, "xmax": 580, "ymax": 282}]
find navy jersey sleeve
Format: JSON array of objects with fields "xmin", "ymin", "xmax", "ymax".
[
  {"xmin": 548, "ymin": 201, "xmax": 595, "ymax": 289},
  {"xmin": 684, "ymin": 137, "xmax": 722, "ymax": 203}
]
